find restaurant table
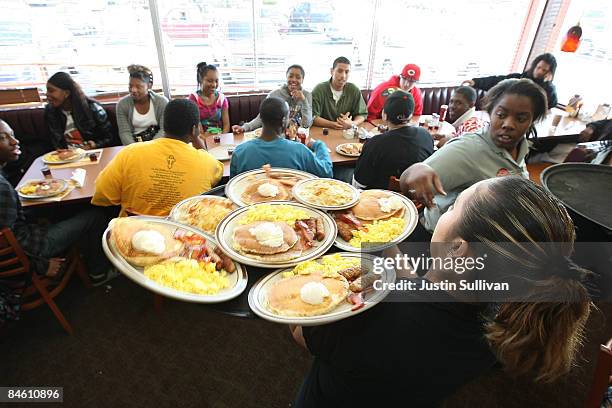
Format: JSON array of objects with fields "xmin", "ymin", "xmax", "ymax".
[{"xmin": 18, "ymin": 146, "xmax": 124, "ymax": 208}]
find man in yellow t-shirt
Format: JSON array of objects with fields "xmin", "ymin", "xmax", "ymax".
[{"xmin": 92, "ymin": 99, "xmax": 223, "ymax": 216}]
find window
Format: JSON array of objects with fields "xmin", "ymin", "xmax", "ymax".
[
  {"xmin": 546, "ymin": 0, "xmax": 612, "ymax": 112},
  {"xmin": 0, "ymin": 0, "xmax": 159, "ymax": 96},
  {"xmin": 371, "ymin": 0, "xmax": 541, "ymax": 87}
]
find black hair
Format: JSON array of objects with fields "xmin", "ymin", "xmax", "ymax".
[
  {"xmin": 259, "ymin": 97, "xmax": 289, "ymax": 129},
  {"xmin": 163, "ymin": 99, "xmax": 200, "ymax": 140},
  {"xmin": 196, "ymin": 62, "xmax": 218, "ymax": 88},
  {"xmin": 128, "ymin": 64, "xmax": 153, "ymax": 85},
  {"xmin": 482, "ymin": 78, "xmax": 548, "ymax": 138},
  {"xmin": 453, "ymin": 86, "xmax": 477, "ymax": 105},
  {"xmin": 47, "ymin": 71, "xmax": 93, "ymax": 122},
  {"xmin": 525, "ymin": 53, "xmax": 557, "ymax": 80},
  {"xmin": 332, "ymin": 56, "xmax": 350, "ymax": 69},
  {"xmin": 286, "ymin": 64, "xmax": 305, "ymax": 78}
]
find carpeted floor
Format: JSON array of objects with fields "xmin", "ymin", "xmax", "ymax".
[{"xmin": 1, "ymin": 275, "xmax": 610, "ymax": 408}]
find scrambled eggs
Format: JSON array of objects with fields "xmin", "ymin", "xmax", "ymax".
[
  {"xmin": 283, "ymin": 253, "xmax": 360, "ymax": 278},
  {"xmin": 19, "ymin": 185, "xmax": 38, "ymax": 195},
  {"xmin": 239, "ymin": 204, "xmax": 309, "ymax": 226},
  {"xmin": 144, "ymin": 258, "xmax": 230, "ymax": 295},
  {"xmin": 349, "ymin": 217, "xmax": 406, "ymax": 247}
]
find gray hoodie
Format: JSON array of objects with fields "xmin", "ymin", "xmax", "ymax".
[
  {"xmin": 116, "ymin": 91, "xmax": 169, "ymax": 145},
  {"xmin": 242, "ymin": 84, "xmax": 312, "ymax": 131}
]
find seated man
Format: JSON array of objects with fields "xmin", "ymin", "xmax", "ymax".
[
  {"xmin": 92, "ymin": 99, "xmax": 223, "ymax": 216},
  {"xmin": 0, "ymin": 119, "xmax": 114, "ymax": 282},
  {"xmin": 312, "ymin": 57, "xmax": 367, "ymax": 130},
  {"xmin": 367, "ymin": 63, "xmax": 423, "ymax": 120},
  {"xmin": 434, "ymin": 86, "xmax": 487, "ymax": 148},
  {"xmin": 230, "ymin": 97, "xmax": 333, "ymax": 178},
  {"xmin": 353, "ymin": 91, "xmax": 433, "ymax": 189}
]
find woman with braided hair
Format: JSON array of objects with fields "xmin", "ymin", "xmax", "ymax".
[
  {"xmin": 292, "ymin": 176, "xmax": 592, "ymax": 407},
  {"xmin": 188, "ymin": 62, "xmax": 230, "ymax": 134},
  {"xmin": 116, "ymin": 64, "xmax": 169, "ymax": 145}
]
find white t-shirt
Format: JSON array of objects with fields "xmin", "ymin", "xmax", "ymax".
[
  {"xmin": 132, "ymin": 104, "xmax": 158, "ymax": 135},
  {"xmin": 330, "ymin": 84, "xmax": 343, "ymax": 103}
]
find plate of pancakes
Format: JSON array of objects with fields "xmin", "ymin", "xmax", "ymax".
[
  {"xmin": 225, "ymin": 166, "xmax": 316, "ymax": 207},
  {"xmin": 335, "ymin": 142, "xmax": 363, "ymax": 157},
  {"xmin": 215, "ymin": 201, "xmax": 337, "ymax": 268},
  {"xmin": 248, "ymin": 252, "xmax": 396, "ymax": 325},
  {"xmin": 169, "ymin": 195, "xmax": 238, "ymax": 238},
  {"xmin": 42, "ymin": 148, "xmax": 85, "ymax": 164},
  {"xmin": 17, "ymin": 178, "xmax": 69, "ymax": 199},
  {"xmin": 292, "ymin": 178, "xmax": 360, "ymax": 211},
  {"xmin": 332, "ymin": 189, "xmax": 419, "ymax": 253},
  {"xmin": 102, "ymin": 216, "xmax": 247, "ymax": 303}
]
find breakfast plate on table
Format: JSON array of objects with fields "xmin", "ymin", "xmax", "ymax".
[
  {"xmin": 335, "ymin": 142, "xmax": 363, "ymax": 157},
  {"xmin": 248, "ymin": 252, "xmax": 396, "ymax": 325},
  {"xmin": 17, "ymin": 179, "xmax": 69, "ymax": 199},
  {"xmin": 169, "ymin": 195, "xmax": 238, "ymax": 238},
  {"xmin": 332, "ymin": 189, "xmax": 419, "ymax": 253},
  {"xmin": 207, "ymin": 144, "xmax": 236, "ymax": 161},
  {"xmin": 102, "ymin": 216, "xmax": 247, "ymax": 303},
  {"xmin": 292, "ymin": 178, "xmax": 360, "ymax": 211},
  {"xmin": 225, "ymin": 166, "xmax": 316, "ymax": 207},
  {"xmin": 215, "ymin": 201, "xmax": 336, "ymax": 269},
  {"xmin": 42, "ymin": 149, "xmax": 85, "ymax": 164}
]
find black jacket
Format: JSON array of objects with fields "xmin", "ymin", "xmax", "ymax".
[
  {"xmin": 472, "ymin": 72, "xmax": 558, "ymax": 109},
  {"xmin": 44, "ymin": 100, "xmax": 114, "ymax": 149}
]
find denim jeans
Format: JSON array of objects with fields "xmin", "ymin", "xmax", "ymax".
[{"xmin": 40, "ymin": 206, "xmax": 117, "ymax": 277}]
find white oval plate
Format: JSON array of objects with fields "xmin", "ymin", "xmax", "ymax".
[
  {"xmin": 169, "ymin": 195, "xmax": 238, "ymax": 239},
  {"xmin": 208, "ymin": 144, "xmax": 236, "ymax": 161},
  {"xmin": 17, "ymin": 178, "xmax": 69, "ymax": 199},
  {"xmin": 248, "ymin": 252, "xmax": 396, "ymax": 326},
  {"xmin": 225, "ymin": 167, "xmax": 316, "ymax": 207},
  {"xmin": 215, "ymin": 201, "xmax": 337, "ymax": 269},
  {"xmin": 42, "ymin": 149, "xmax": 85, "ymax": 164},
  {"xmin": 333, "ymin": 190, "xmax": 419, "ymax": 253},
  {"xmin": 335, "ymin": 142, "xmax": 363, "ymax": 157},
  {"xmin": 292, "ymin": 178, "xmax": 360, "ymax": 211},
  {"xmin": 102, "ymin": 216, "xmax": 247, "ymax": 303}
]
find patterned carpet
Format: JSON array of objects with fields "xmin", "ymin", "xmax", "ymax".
[{"xmin": 1, "ymin": 275, "xmax": 609, "ymax": 408}]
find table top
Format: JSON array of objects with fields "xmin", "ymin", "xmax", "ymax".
[{"xmin": 18, "ymin": 146, "xmax": 124, "ymax": 208}]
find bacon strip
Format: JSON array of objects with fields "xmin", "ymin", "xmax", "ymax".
[{"xmin": 295, "ymin": 220, "xmax": 314, "ymax": 248}]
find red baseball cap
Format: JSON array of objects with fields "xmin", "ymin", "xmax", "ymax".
[{"xmin": 401, "ymin": 64, "xmax": 421, "ymax": 81}]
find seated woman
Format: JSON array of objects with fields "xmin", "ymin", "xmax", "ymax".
[
  {"xmin": 464, "ymin": 53, "xmax": 558, "ymax": 109},
  {"xmin": 188, "ymin": 62, "xmax": 230, "ymax": 134},
  {"xmin": 292, "ymin": 176, "xmax": 592, "ymax": 407},
  {"xmin": 353, "ymin": 90, "xmax": 433, "ymax": 189},
  {"xmin": 229, "ymin": 97, "xmax": 332, "ymax": 178},
  {"xmin": 116, "ymin": 64, "xmax": 168, "ymax": 145},
  {"xmin": 44, "ymin": 72, "xmax": 114, "ymax": 150},
  {"xmin": 401, "ymin": 78, "xmax": 548, "ymax": 233},
  {"xmin": 233, "ymin": 65, "xmax": 312, "ymax": 134}
]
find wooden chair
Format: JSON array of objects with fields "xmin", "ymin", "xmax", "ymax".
[
  {"xmin": 0, "ymin": 228, "xmax": 91, "ymax": 334},
  {"xmin": 585, "ymin": 337, "xmax": 612, "ymax": 408},
  {"xmin": 388, "ymin": 176, "xmax": 424, "ymax": 212}
]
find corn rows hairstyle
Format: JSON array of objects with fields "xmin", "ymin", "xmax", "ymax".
[
  {"xmin": 455, "ymin": 177, "xmax": 592, "ymax": 383},
  {"xmin": 196, "ymin": 62, "xmax": 218, "ymax": 88},
  {"xmin": 482, "ymin": 78, "xmax": 548, "ymax": 139},
  {"xmin": 128, "ymin": 64, "xmax": 153, "ymax": 85}
]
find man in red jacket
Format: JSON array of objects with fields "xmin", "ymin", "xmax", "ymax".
[{"xmin": 367, "ymin": 63, "xmax": 423, "ymax": 121}]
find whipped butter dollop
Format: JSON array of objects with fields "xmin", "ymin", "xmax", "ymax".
[
  {"xmin": 300, "ymin": 282, "xmax": 330, "ymax": 305},
  {"xmin": 378, "ymin": 195, "xmax": 403, "ymax": 213},
  {"xmin": 132, "ymin": 230, "xmax": 166, "ymax": 255},
  {"xmin": 249, "ymin": 222, "xmax": 284, "ymax": 247},
  {"xmin": 257, "ymin": 182, "xmax": 280, "ymax": 197}
]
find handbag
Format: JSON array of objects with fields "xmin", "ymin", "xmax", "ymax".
[{"xmin": 133, "ymin": 125, "xmax": 160, "ymax": 142}]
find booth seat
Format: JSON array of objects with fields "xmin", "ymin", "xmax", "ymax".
[{"xmin": 0, "ymin": 86, "xmax": 484, "ymax": 184}]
